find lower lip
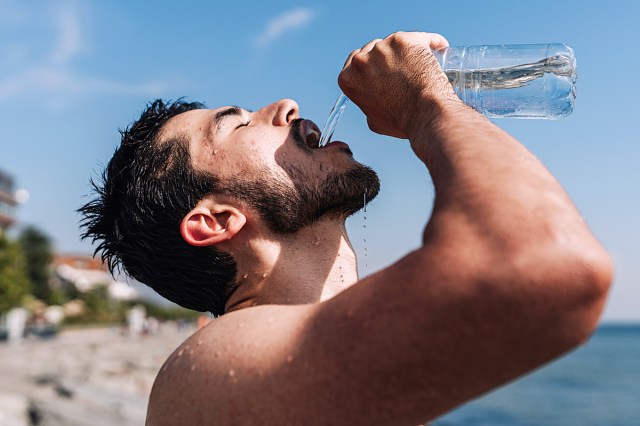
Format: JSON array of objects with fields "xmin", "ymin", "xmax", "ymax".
[{"xmin": 321, "ymin": 141, "xmax": 350, "ymax": 149}]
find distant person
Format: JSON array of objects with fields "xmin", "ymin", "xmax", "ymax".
[
  {"xmin": 126, "ymin": 304, "xmax": 146, "ymax": 337},
  {"xmin": 80, "ymin": 32, "xmax": 612, "ymax": 425}
]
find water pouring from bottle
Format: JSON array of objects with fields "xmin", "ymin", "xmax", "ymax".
[{"xmin": 318, "ymin": 93, "xmax": 349, "ymax": 147}]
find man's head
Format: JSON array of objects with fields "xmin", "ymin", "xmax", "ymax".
[{"xmin": 80, "ymin": 98, "xmax": 379, "ymax": 316}]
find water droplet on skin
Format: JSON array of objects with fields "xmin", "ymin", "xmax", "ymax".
[
  {"xmin": 262, "ymin": 273, "xmax": 267, "ymax": 278},
  {"xmin": 242, "ymin": 273, "xmax": 248, "ymax": 279},
  {"xmin": 197, "ymin": 340, "xmax": 203, "ymax": 346},
  {"xmin": 363, "ymin": 192, "xmax": 369, "ymax": 273},
  {"xmin": 213, "ymin": 149, "xmax": 219, "ymax": 155},
  {"xmin": 178, "ymin": 349, "xmax": 184, "ymax": 357},
  {"xmin": 228, "ymin": 369, "xmax": 235, "ymax": 377}
]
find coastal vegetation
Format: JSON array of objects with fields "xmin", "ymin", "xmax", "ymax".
[{"xmin": 0, "ymin": 226, "xmax": 197, "ymax": 330}]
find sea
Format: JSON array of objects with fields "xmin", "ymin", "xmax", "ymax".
[{"xmin": 434, "ymin": 324, "xmax": 640, "ymax": 425}]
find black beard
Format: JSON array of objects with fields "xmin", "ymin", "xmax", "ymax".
[
  {"xmin": 280, "ymin": 161, "xmax": 380, "ymax": 231},
  {"xmin": 222, "ymin": 156, "xmax": 380, "ymax": 235}
]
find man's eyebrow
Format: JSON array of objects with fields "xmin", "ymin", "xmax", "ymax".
[
  {"xmin": 215, "ymin": 106, "xmax": 242, "ymax": 123},
  {"xmin": 212, "ymin": 106, "xmax": 253, "ymax": 135}
]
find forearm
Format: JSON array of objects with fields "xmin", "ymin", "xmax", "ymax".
[
  {"xmin": 411, "ymin": 97, "xmax": 592, "ymax": 255},
  {"xmin": 407, "ymin": 95, "xmax": 612, "ymax": 342}
]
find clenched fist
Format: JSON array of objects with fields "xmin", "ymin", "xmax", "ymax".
[{"xmin": 338, "ymin": 32, "xmax": 461, "ymax": 140}]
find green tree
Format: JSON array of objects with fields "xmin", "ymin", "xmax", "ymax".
[
  {"xmin": 18, "ymin": 226, "xmax": 53, "ymax": 302},
  {"xmin": 0, "ymin": 235, "xmax": 31, "ymax": 313}
]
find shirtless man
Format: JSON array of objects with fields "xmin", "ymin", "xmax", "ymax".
[{"xmin": 80, "ymin": 32, "xmax": 612, "ymax": 425}]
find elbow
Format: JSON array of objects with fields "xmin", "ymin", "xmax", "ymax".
[
  {"xmin": 512, "ymin": 234, "xmax": 614, "ymax": 350},
  {"xmin": 474, "ymin": 227, "xmax": 615, "ymax": 354},
  {"xmin": 562, "ymin": 242, "xmax": 614, "ymax": 344}
]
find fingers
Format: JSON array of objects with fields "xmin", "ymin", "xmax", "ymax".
[
  {"xmin": 338, "ymin": 31, "xmax": 454, "ymax": 139},
  {"xmin": 342, "ymin": 49, "xmax": 359, "ymax": 70},
  {"xmin": 342, "ymin": 38, "xmax": 383, "ymax": 70},
  {"xmin": 342, "ymin": 32, "xmax": 448, "ymax": 71},
  {"xmin": 359, "ymin": 38, "xmax": 383, "ymax": 54},
  {"xmin": 385, "ymin": 31, "xmax": 449, "ymax": 51},
  {"xmin": 424, "ymin": 32, "xmax": 449, "ymax": 50}
]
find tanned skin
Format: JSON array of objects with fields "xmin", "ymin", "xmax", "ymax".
[{"xmin": 146, "ymin": 32, "xmax": 612, "ymax": 425}]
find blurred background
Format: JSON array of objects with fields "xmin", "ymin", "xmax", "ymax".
[{"xmin": 0, "ymin": 0, "xmax": 638, "ymax": 425}]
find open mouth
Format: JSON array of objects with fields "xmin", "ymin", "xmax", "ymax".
[
  {"xmin": 301, "ymin": 120, "xmax": 321, "ymax": 149},
  {"xmin": 292, "ymin": 119, "xmax": 350, "ymax": 154}
]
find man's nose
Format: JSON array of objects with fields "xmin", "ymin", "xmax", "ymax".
[{"xmin": 269, "ymin": 99, "xmax": 299, "ymax": 126}]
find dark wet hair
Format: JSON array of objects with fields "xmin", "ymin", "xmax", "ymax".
[{"xmin": 79, "ymin": 99, "xmax": 236, "ymax": 316}]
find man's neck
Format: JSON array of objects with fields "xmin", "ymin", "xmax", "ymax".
[{"xmin": 224, "ymin": 218, "xmax": 358, "ymax": 313}]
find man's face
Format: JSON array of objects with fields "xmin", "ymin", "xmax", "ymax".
[{"xmin": 160, "ymin": 99, "xmax": 379, "ymax": 233}]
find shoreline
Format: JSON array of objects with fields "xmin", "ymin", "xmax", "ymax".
[{"xmin": 0, "ymin": 322, "xmax": 196, "ymax": 426}]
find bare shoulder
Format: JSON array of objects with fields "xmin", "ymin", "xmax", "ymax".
[
  {"xmin": 145, "ymin": 255, "xmax": 434, "ymax": 425},
  {"xmin": 146, "ymin": 303, "xmax": 321, "ymax": 425},
  {"xmin": 145, "ymin": 245, "xmax": 609, "ymax": 425}
]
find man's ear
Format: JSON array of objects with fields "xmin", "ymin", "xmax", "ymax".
[{"xmin": 180, "ymin": 201, "xmax": 246, "ymax": 247}]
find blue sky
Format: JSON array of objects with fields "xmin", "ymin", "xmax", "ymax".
[{"xmin": 1, "ymin": 0, "xmax": 638, "ymax": 321}]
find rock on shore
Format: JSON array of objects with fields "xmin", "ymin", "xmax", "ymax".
[{"xmin": 0, "ymin": 325, "xmax": 194, "ymax": 426}]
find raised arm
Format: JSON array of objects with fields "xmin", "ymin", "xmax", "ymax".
[
  {"xmin": 328, "ymin": 31, "xmax": 613, "ymax": 420},
  {"xmin": 148, "ymin": 32, "xmax": 612, "ymax": 426}
]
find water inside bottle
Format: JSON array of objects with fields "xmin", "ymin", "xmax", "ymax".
[
  {"xmin": 445, "ymin": 53, "xmax": 576, "ymax": 118},
  {"xmin": 318, "ymin": 52, "xmax": 575, "ymax": 139}
]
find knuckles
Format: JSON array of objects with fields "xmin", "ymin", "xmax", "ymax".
[
  {"xmin": 386, "ymin": 32, "xmax": 410, "ymax": 48},
  {"xmin": 349, "ymin": 52, "xmax": 368, "ymax": 70},
  {"xmin": 337, "ymin": 73, "xmax": 349, "ymax": 89}
]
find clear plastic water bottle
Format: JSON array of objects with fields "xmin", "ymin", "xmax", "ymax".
[
  {"xmin": 432, "ymin": 43, "xmax": 577, "ymax": 119},
  {"xmin": 319, "ymin": 43, "xmax": 576, "ymax": 146}
]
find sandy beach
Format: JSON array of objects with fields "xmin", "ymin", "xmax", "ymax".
[{"xmin": 0, "ymin": 324, "xmax": 195, "ymax": 426}]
